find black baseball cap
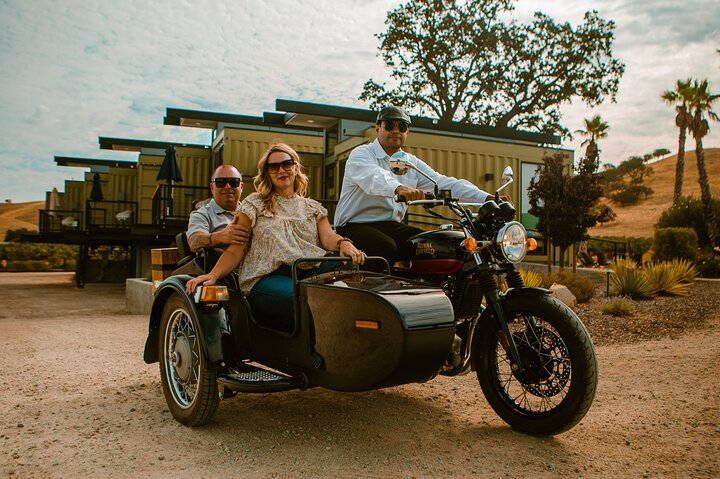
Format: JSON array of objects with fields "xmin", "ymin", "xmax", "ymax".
[{"xmin": 376, "ymin": 106, "xmax": 412, "ymax": 125}]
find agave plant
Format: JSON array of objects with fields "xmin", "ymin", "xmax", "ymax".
[
  {"xmin": 609, "ymin": 258, "xmax": 653, "ymax": 299},
  {"xmin": 643, "ymin": 258, "xmax": 697, "ymax": 296}
]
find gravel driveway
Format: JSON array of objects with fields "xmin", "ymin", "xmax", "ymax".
[{"xmin": 1, "ymin": 272, "xmax": 718, "ymax": 478}]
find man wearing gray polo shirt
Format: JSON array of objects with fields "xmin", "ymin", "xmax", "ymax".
[
  {"xmin": 187, "ymin": 165, "xmax": 250, "ymax": 253},
  {"xmin": 335, "ymin": 105, "xmax": 491, "ymax": 265}
]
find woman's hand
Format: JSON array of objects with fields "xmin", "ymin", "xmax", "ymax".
[
  {"xmin": 339, "ymin": 241, "xmax": 366, "ymax": 265},
  {"xmin": 185, "ymin": 273, "xmax": 218, "ymax": 294}
]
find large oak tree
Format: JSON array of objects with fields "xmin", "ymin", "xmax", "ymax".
[{"xmin": 360, "ymin": 0, "xmax": 625, "ymax": 137}]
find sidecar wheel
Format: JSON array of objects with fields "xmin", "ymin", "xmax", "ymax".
[
  {"xmin": 473, "ymin": 295, "xmax": 598, "ymax": 436},
  {"xmin": 158, "ymin": 293, "xmax": 219, "ymax": 426}
]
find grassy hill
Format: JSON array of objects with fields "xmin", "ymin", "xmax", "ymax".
[
  {"xmin": 0, "ymin": 201, "xmax": 43, "ymax": 240},
  {"xmin": 589, "ymin": 148, "xmax": 720, "ymax": 238}
]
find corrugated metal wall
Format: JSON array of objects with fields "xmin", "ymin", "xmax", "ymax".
[
  {"xmin": 63, "ymin": 180, "xmax": 84, "ymax": 212},
  {"xmin": 108, "ymin": 168, "xmax": 137, "ymax": 202},
  {"xmin": 217, "ymin": 128, "xmax": 324, "ymax": 199},
  {"xmin": 137, "ymin": 154, "xmax": 164, "ymax": 224},
  {"xmin": 175, "ymin": 146, "xmax": 212, "ymax": 187}
]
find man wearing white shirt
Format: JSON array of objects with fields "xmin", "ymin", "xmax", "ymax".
[{"xmin": 334, "ymin": 106, "xmax": 492, "ymax": 265}]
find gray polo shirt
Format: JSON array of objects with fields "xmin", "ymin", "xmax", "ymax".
[{"xmin": 187, "ymin": 199, "xmax": 238, "ymax": 247}]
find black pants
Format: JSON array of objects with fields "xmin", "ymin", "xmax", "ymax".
[{"xmin": 337, "ymin": 221, "xmax": 424, "ymax": 269}]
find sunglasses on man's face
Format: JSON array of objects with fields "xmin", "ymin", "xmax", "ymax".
[
  {"xmin": 213, "ymin": 177, "xmax": 241, "ymax": 188},
  {"xmin": 383, "ymin": 120, "xmax": 409, "ymax": 133},
  {"xmin": 266, "ymin": 158, "xmax": 296, "ymax": 174}
]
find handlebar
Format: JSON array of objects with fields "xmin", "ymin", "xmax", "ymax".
[{"xmin": 394, "ymin": 192, "xmax": 437, "ymax": 203}]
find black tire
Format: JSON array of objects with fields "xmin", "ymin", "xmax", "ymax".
[
  {"xmin": 158, "ymin": 293, "xmax": 219, "ymax": 426},
  {"xmin": 473, "ymin": 294, "xmax": 598, "ymax": 436}
]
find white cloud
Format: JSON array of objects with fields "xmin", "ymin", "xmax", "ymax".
[{"xmin": 0, "ymin": 0, "xmax": 718, "ymax": 202}]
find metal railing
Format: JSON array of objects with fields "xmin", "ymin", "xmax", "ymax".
[
  {"xmin": 152, "ymin": 184, "xmax": 209, "ymax": 226},
  {"xmin": 39, "ymin": 209, "xmax": 83, "ymax": 233},
  {"xmin": 85, "ymin": 200, "xmax": 139, "ymax": 229}
]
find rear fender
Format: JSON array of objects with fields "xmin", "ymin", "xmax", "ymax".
[{"xmin": 143, "ymin": 275, "xmax": 228, "ymax": 365}]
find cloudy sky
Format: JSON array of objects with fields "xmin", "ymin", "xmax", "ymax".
[{"xmin": 1, "ymin": 0, "xmax": 719, "ymax": 203}]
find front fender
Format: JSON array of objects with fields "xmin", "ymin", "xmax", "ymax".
[
  {"xmin": 476, "ymin": 286, "xmax": 550, "ymax": 329},
  {"xmin": 142, "ymin": 275, "xmax": 228, "ymax": 365}
]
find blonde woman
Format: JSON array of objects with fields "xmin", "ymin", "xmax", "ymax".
[{"xmin": 186, "ymin": 143, "xmax": 366, "ymax": 324}]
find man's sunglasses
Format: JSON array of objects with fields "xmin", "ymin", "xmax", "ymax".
[
  {"xmin": 266, "ymin": 159, "xmax": 296, "ymax": 174},
  {"xmin": 213, "ymin": 177, "xmax": 242, "ymax": 188},
  {"xmin": 383, "ymin": 120, "xmax": 409, "ymax": 133}
]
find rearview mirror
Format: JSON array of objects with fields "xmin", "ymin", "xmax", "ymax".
[
  {"xmin": 390, "ymin": 160, "xmax": 410, "ymax": 176},
  {"xmin": 501, "ymin": 166, "xmax": 513, "ymax": 184}
]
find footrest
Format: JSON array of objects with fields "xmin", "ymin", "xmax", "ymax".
[{"xmin": 218, "ymin": 365, "xmax": 306, "ymax": 393}]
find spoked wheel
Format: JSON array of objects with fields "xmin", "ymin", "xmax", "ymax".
[
  {"xmin": 158, "ymin": 294, "xmax": 219, "ymax": 426},
  {"xmin": 474, "ymin": 295, "xmax": 598, "ymax": 436}
]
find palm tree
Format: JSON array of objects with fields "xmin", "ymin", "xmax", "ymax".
[
  {"xmin": 686, "ymin": 78, "xmax": 720, "ymax": 248},
  {"xmin": 576, "ymin": 114, "xmax": 609, "ymax": 168},
  {"xmin": 661, "ymin": 79, "xmax": 692, "ymax": 205}
]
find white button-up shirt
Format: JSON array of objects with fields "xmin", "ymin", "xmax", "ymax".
[{"xmin": 334, "ymin": 139, "xmax": 490, "ymax": 227}]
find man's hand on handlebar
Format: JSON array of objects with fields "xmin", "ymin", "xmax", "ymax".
[{"xmin": 395, "ymin": 185, "xmax": 426, "ymax": 202}]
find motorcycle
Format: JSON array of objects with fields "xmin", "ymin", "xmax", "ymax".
[{"xmin": 142, "ymin": 165, "xmax": 597, "ymax": 436}]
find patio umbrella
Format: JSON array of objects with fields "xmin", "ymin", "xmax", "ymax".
[
  {"xmin": 156, "ymin": 146, "xmax": 183, "ymax": 216},
  {"xmin": 90, "ymin": 172, "xmax": 104, "ymax": 201},
  {"xmin": 156, "ymin": 146, "xmax": 183, "ymax": 184},
  {"xmin": 48, "ymin": 187, "xmax": 60, "ymax": 217}
]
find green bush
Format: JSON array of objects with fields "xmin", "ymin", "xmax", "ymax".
[
  {"xmin": 541, "ymin": 270, "xmax": 597, "ymax": 303},
  {"xmin": 696, "ymin": 249, "xmax": 720, "ymax": 278},
  {"xmin": 653, "ymin": 227, "xmax": 698, "ymax": 262},
  {"xmin": 0, "ymin": 242, "xmax": 77, "ymax": 268},
  {"xmin": 643, "ymin": 259, "xmax": 696, "ymax": 296},
  {"xmin": 609, "ymin": 258, "xmax": 653, "ymax": 299},
  {"xmin": 8, "ymin": 260, "xmax": 52, "ymax": 271},
  {"xmin": 657, "ymin": 196, "xmax": 720, "ymax": 248},
  {"xmin": 601, "ymin": 298, "xmax": 633, "ymax": 316},
  {"xmin": 588, "ymin": 236, "xmax": 652, "ymax": 264}
]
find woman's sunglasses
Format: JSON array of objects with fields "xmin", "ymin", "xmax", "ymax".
[
  {"xmin": 266, "ymin": 159, "xmax": 296, "ymax": 174},
  {"xmin": 383, "ymin": 120, "xmax": 409, "ymax": 133},
  {"xmin": 213, "ymin": 177, "xmax": 241, "ymax": 188}
]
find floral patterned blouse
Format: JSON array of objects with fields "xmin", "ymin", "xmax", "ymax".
[{"xmin": 237, "ymin": 193, "xmax": 328, "ymax": 294}]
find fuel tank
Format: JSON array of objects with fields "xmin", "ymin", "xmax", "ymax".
[{"xmin": 396, "ymin": 229, "xmax": 465, "ymax": 275}]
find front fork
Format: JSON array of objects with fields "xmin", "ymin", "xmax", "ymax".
[{"xmin": 472, "ymin": 256, "xmax": 525, "ymax": 374}]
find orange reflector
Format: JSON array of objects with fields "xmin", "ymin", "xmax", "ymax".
[
  {"xmin": 355, "ymin": 320, "xmax": 380, "ymax": 330},
  {"xmin": 527, "ymin": 238, "xmax": 538, "ymax": 251},
  {"xmin": 199, "ymin": 285, "xmax": 229, "ymax": 303},
  {"xmin": 462, "ymin": 237, "xmax": 477, "ymax": 252}
]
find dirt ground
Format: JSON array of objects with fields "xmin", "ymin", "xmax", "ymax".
[{"xmin": 0, "ymin": 272, "xmax": 718, "ymax": 478}]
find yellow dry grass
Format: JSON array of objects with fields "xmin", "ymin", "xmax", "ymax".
[
  {"xmin": 0, "ymin": 201, "xmax": 42, "ymax": 240},
  {"xmin": 589, "ymin": 148, "xmax": 720, "ymax": 238}
]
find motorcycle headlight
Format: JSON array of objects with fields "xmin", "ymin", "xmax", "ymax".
[{"xmin": 495, "ymin": 221, "xmax": 528, "ymax": 263}]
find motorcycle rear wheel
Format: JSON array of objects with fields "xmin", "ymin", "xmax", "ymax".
[
  {"xmin": 158, "ymin": 293, "xmax": 219, "ymax": 426},
  {"xmin": 474, "ymin": 294, "xmax": 597, "ymax": 436}
]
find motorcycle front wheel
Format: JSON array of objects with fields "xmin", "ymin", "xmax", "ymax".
[
  {"xmin": 473, "ymin": 294, "xmax": 598, "ymax": 436},
  {"xmin": 158, "ymin": 293, "xmax": 219, "ymax": 426}
]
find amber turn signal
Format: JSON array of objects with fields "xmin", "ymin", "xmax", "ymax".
[
  {"xmin": 461, "ymin": 238, "xmax": 477, "ymax": 252},
  {"xmin": 355, "ymin": 320, "xmax": 380, "ymax": 330},
  {"xmin": 198, "ymin": 285, "xmax": 230, "ymax": 303},
  {"xmin": 527, "ymin": 238, "xmax": 538, "ymax": 251}
]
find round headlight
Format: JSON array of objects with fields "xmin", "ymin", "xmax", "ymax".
[{"xmin": 495, "ymin": 222, "xmax": 528, "ymax": 263}]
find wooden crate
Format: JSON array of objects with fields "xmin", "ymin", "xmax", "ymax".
[{"xmin": 151, "ymin": 247, "xmax": 178, "ymax": 286}]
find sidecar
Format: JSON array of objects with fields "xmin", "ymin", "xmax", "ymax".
[{"xmin": 143, "ymin": 237, "xmax": 455, "ymax": 426}]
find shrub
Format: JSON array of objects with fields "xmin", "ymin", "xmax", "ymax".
[
  {"xmin": 8, "ymin": 260, "xmax": 52, "ymax": 271},
  {"xmin": 541, "ymin": 270, "xmax": 597, "ymax": 303},
  {"xmin": 588, "ymin": 236, "xmax": 652, "ymax": 264},
  {"xmin": 696, "ymin": 249, "xmax": 720, "ymax": 278},
  {"xmin": 608, "ymin": 258, "xmax": 653, "ymax": 299},
  {"xmin": 520, "ymin": 268, "xmax": 544, "ymax": 288},
  {"xmin": 643, "ymin": 259, "xmax": 697, "ymax": 296},
  {"xmin": 657, "ymin": 196, "xmax": 720, "ymax": 248},
  {"xmin": 601, "ymin": 298, "xmax": 633, "ymax": 317},
  {"xmin": 652, "ymin": 227, "xmax": 698, "ymax": 262}
]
